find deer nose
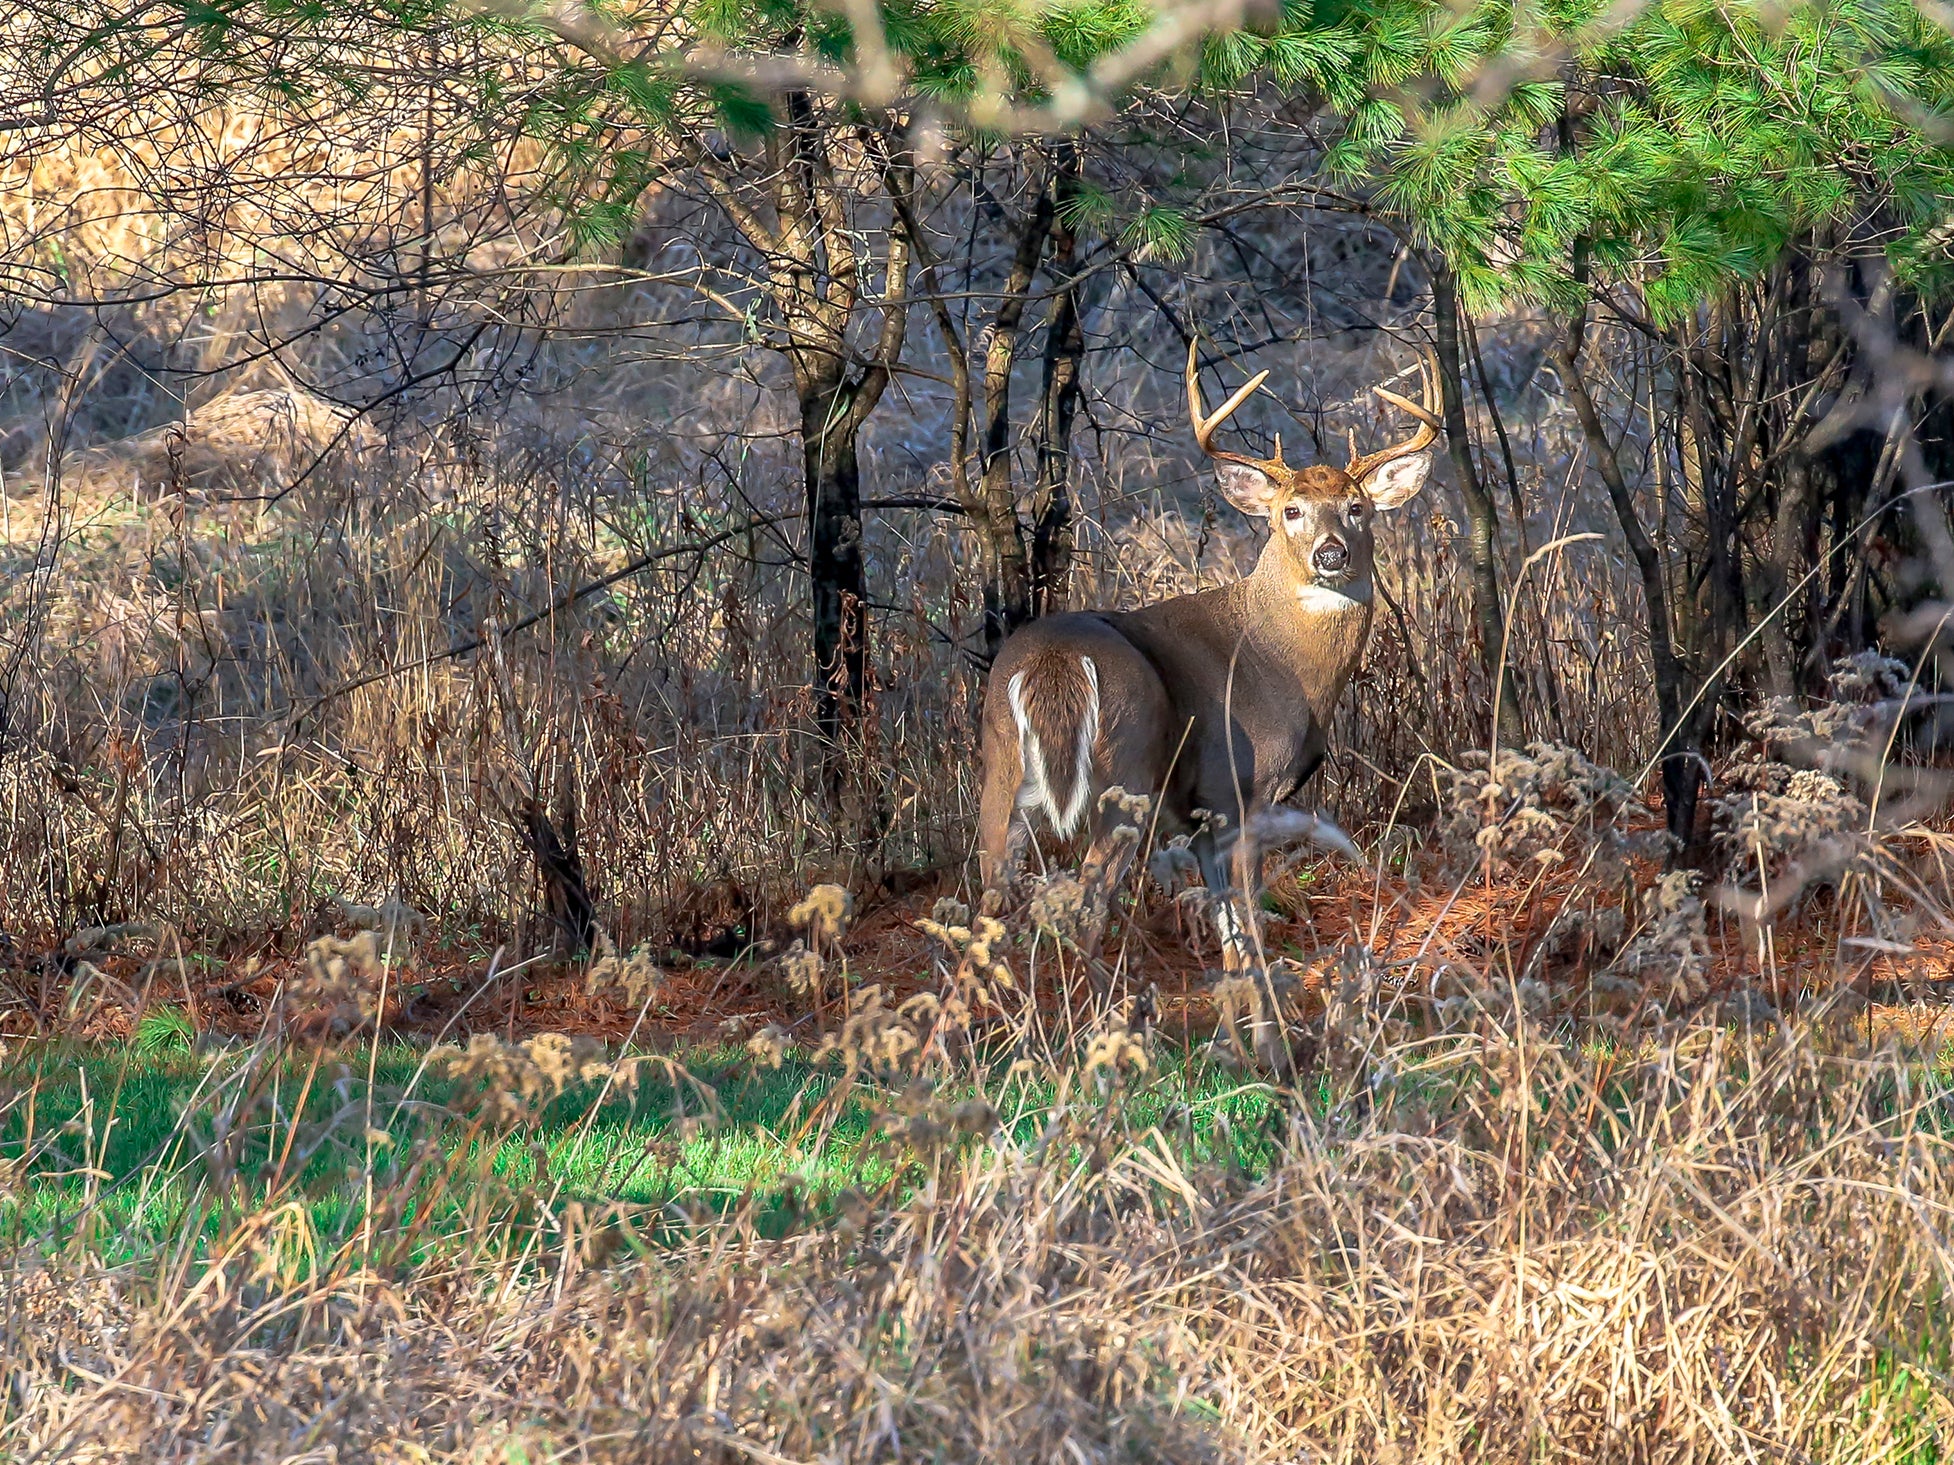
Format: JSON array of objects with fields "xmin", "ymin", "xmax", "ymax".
[{"xmin": 1312, "ymin": 537, "xmax": 1349, "ymax": 575}]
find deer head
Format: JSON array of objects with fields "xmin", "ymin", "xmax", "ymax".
[{"xmin": 1186, "ymin": 342, "xmax": 1439, "ymax": 598}]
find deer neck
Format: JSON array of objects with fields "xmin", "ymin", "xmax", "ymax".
[{"xmin": 1245, "ymin": 543, "xmax": 1375, "ymax": 718}]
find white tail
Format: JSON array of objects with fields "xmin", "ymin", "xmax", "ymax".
[{"xmin": 1007, "ymin": 655, "xmax": 1099, "ymax": 838}]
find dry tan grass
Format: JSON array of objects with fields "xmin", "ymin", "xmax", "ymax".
[
  {"xmin": 59, "ymin": 384, "xmax": 378, "ymax": 498},
  {"xmin": 5, "ymin": 995, "xmax": 1954, "ymax": 1462},
  {"xmin": 1, "ymin": 417, "xmax": 1652, "ymax": 959},
  {"xmin": 0, "ymin": 72, "xmax": 1666, "ymax": 963},
  {"xmin": 4, "ymin": 73, "xmax": 1950, "ymax": 1465}
]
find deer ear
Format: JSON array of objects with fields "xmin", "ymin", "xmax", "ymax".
[
  {"xmin": 1214, "ymin": 462, "xmax": 1279, "ymax": 517},
  {"xmin": 1362, "ymin": 451, "xmax": 1431, "ymax": 510}
]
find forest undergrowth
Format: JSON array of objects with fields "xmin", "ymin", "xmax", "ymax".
[
  {"xmin": 7, "ymin": 362, "xmax": 1954, "ymax": 1459},
  {"xmin": 5, "ymin": 632, "xmax": 1954, "ymax": 1458},
  {"xmin": 9, "ymin": 39, "xmax": 1954, "ymax": 1454},
  {"xmin": 8, "ymin": 904, "xmax": 1954, "ymax": 1460}
]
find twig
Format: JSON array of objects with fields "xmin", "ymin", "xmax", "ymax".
[{"xmin": 284, "ymin": 512, "xmax": 789, "ymax": 730}]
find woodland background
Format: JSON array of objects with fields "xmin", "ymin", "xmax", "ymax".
[
  {"xmin": 6, "ymin": 1, "xmax": 1954, "ymax": 1458},
  {"xmin": 4, "ymin": 0, "xmax": 1952, "ymax": 956}
]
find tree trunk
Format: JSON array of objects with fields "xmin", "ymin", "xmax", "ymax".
[
  {"xmin": 1676, "ymin": 329, "xmax": 1748, "ymax": 688},
  {"xmin": 1030, "ymin": 144, "xmax": 1085, "ymax": 618},
  {"xmin": 973, "ymin": 170, "xmax": 1056, "ymax": 658},
  {"xmin": 801, "ymin": 377, "xmax": 869, "ymax": 746},
  {"xmin": 1432, "ymin": 260, "xmax": 1521, "ymax": 746},
  {"xmin": 1767, "ymin": 455, "xmax": 1819, "ymax": 694},
  {"xmin": 1776, "ymin": 253, "xmax": 1842, "ymax": 691},
  {"xmin": 1556, "ymin": 319, "xmax": 1706, "ymax": 853},
  {"xmin": 516, "ymin": 789, "xmax": 595, "ymax": 956}
]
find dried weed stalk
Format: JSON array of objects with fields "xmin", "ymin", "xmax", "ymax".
[
  {"xmin": 13, "ymin": 1011, "xmax": 1954, "ymax": 1461},
  {"xmin": 584, "ymin": 931, "xmax": 662, "ymax": 1004},
  {"xmin": 431, "ymin": 1031, "xmax": 643, "ymax": 1127},
  {"xmin": 782, "ymin": 882, "xmax": 856, "ymax": 1013},
  {"xmin": 1440, "ymin": 740, "xmax": 1655, "ymax": 880},
  {"xmin": 283, "ymin": 931, "xmax": 393, "ymax": 1039}
]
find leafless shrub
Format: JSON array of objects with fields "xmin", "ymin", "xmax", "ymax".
[
  {"xmin": 1708, "ymin": 655, "xmax": 1919, "ymax": 928},
  {"xmin": 1019, "ymin": 787, "xmax": 1151, "ymax": 958},
  {"xmin": 1595, "ymin": 868, "xmax": 1712, "ymax": 1018},
  {"xmin": 1714, "ymin": 764, "xmax": 1867, "ymax": 888},
  {"xmin": 1079, "ymin": 1010, "xmax": 1151, "ymax": 1086},
  {"xmin": 1208, "ymin": 968, "xmax": 1297, "ymax": 1073},
  {"xmin": 1828, "ymin": 648, "xmax": 1914, "ymax": 704},
  {"xmin": 771, "ymin": 885, "xmax": 853, "ymax": 1011},
  {"xmin": 1439, "ymin": 740, "xmax": 1656, "ymax": 880},
  {"xmin": 779, "ymin": 939, "xmax": 826, "ymax": 1003},
  {"xmin": 788, "ymin": 883, "xmax": 854, "ymax": 946},
  {"xmin": 809, "ymin": 982, "xmax": 928, "ymax": 1073},
  {"xmin": 61, "ymin": 385, "xmax": 376, "ymax": 499},
  {"xmin": 1027, "ymin": 871, "xmax": 1091, "ymax": 939},
  {"xmin": 283, "ymin": 930, "xmax": 394, "ymax": 1038},
  {"xmin": 583, "ymin": 931, "xmax": 662, "ymax": 1003},
  {"xmin": 914, "ymin": 910, "xmax": 1016, "ymax": 995}
]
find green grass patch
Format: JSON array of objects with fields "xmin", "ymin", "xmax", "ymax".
[{"xmin": 0, "ymin": 1037, "xmax": 1279, "ymax": 1266}]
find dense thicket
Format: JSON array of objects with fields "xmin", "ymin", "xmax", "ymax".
[{"xmin": 3, "ymin": 0, "xmax": 1953, "ymax": 932}]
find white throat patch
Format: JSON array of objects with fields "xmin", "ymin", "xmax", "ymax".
[{"xmin": 1295, "ymin": 583, "xmax": 1366, "ymax": 614}]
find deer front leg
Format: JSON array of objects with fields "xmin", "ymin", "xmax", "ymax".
[
  {"xmin": 1203, "ymin": 818, "xmax": 1299, "ymax": 1072},
  {"xmin": 1194, "ymin": 825, "xmax": 1259, "ymax": 972}
]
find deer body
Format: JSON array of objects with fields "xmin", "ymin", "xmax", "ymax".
[{"xmin": 978, "ymin": 346, "xmax": 1436, "ymax": 967}]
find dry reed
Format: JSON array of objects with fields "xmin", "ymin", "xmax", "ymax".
[{"xmin": 5, "ymin": 974, "xmax": 1954, "ymax": 1461}]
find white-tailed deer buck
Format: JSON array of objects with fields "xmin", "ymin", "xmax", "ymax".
[{"xmin": 978, "ymin": 343, "xmax": 1438, "ymax": 967}]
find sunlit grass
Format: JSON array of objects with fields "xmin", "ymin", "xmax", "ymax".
[
  {"xmin": 7, "ymin": 1008, "xmax": 1954, "ymax": 1458},
  {"xmin": 0, "ymin": 1037, "xmax": 1281, "ymax": 1264}
]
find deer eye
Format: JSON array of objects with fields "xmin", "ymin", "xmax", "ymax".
[
  {"xmin": 1345, "ymin": 501, "xmax": 1366, "ymax": 521},
  {"xmin": 1283, "ymin": 504, "xmax": 1303, "ymax": 522}
]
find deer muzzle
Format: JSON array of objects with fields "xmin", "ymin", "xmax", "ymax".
[{"xmin": 1311, "ymin": 537, "xmax": 1350, "ymax": 576}]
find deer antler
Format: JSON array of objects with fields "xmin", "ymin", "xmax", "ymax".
[
  {"xmin": 1348, "ymin": 356, "xmax": 1441, "ymax": 482},
  {"xmin": 1186, "ymin": 340, "xmax": 1284, "ymax": 471}
]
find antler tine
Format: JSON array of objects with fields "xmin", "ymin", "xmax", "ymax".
[
  {"xmin": 1186, "ymin": 339, "xmax": 1272, "ymax": 459},
  {"xmin": 1370, "ymin": 387, "xmax": 1442, "ymax": 432},
  {"xmin": 1379, "ymin": 350, "xmax": 1442, "ymax": 429},
  {"xmin": 1349, "ymin": 353, "xmax": 1441, "ymax": 481}
]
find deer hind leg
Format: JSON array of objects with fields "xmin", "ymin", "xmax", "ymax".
[
  {"xmin": 1073, "ymin": 799, "xmax": 1149, "ymax": 966},
  {"xmin": 977, "ymin": 737, "xmax": 1033, "ymax": 903}
]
